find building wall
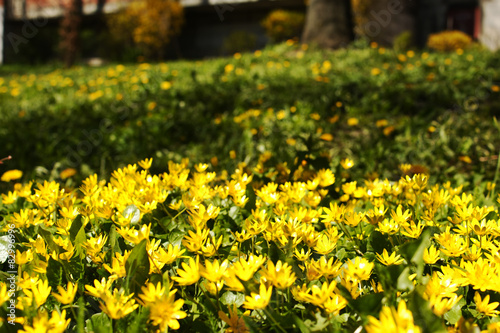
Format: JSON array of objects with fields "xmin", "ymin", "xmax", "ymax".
[
  {"xmin": 481, "ymin": 0, "xmax": 500, "ymax": 50},
  {"xmin": 178, "ymin": 0, "xmax": 304, "ymax": 58}
]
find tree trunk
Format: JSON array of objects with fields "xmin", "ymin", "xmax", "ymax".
[
  {"xmin": 302, "ymin": 0, "xmax": 354, "ymax": 49},
  {"xmin": 59, "ymin": 0, "xmax": 83, "ymax": 68}
]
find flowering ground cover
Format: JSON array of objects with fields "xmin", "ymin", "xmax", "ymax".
[
  {"xmin": 1, "ymin": 156, "xmax": 500, "ymax": 332},
  {"xmin": 2, "ymin": 41, "xmax": 500, "ymax": 332}
]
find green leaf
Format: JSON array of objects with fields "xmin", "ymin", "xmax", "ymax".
[
  {"xmin": 228, "ymin": 206, "xmax": 240, "ymax": 221},
  {"xmin": 109, "ymin": 225, "xmax": 122, "ymax": 255},
  {"xmin": 77, "ymin": 297, "xmax": 86, "ymax": 333},
  {"xmin": 125, "ymin": 239, "xmax": 150, "ymax": 296},
  {"xmin": 73, "ymin": 224, "xmax": 87, "ymax": 259},
  {"xmin": 66, "ymin": 257, "xmax": 86, "ymax": 282},
  {"xmin": 46, "ymin": 257, "xmax": 63, "ymax": 289},
  {"xmin": 86, "ymin": 312, "xmax": 112, "ymax": 333},
  {"xmin": 407, "ymin": 291, "xmax": 447, "ymax": 333},
  {"xmin": 302, "ymin": 311, "xmax": 330, "ymax": 332},
  {"xmin": 126, "ymin": 307, "xmax": 150, "ymax": 333},
  {"xmin": 368, "ymin": 230, "xmax": 391, "ymax": 254},
  {"xmin": 444, "ymin": 297, "xmax": 466, "ymax": 325},
  {"xmin": 335, "ymin": 247, "xmax": 347, "ymax": 261},
  {"xmin": 169, "ymin": 230, "xmax": 184, "ymax": 247},
  {"xmin": 292, "ymin": 314, "xmax": 311, "ymax": 333},
  {"xmin": 38, "ymin": 227, "xmax": 62, "ymax": 253},
  {"xmin": 397, "ymin": 266, "xmax": 415, "ymax": 292},
  {"xmin": 349, "ymin": 292, "xmax": 384, "ymax": 316},
  {"xmin": 69, "ymin": 215, "xmax": 83, "ymax": 242},
  {"xmin": 220, "ymin": 291, "xmax": 245, "ymax": 307},
  {"xmin": 400, "ymin": 229, "xmax": 431, "ymax": 278},
  {"xmin": 244, "ymin": 186, "xmax": 257, "ymax": 211}
]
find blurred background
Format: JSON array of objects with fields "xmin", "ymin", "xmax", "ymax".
[{"xmin": 0, "ymin": 0, "xmax": 499, "ymax": 65}]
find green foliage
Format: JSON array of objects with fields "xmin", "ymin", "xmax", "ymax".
[
  {"xmin": 1, "ymin": 42, "xmax": 499, "ymax": 189},
  {"xmin": 223, "ymin": 31, "xmax": 257, "ymax": 55},
  {"xmin": 394, "ymin": 31, "xmax": 414, "ymax": 51}
]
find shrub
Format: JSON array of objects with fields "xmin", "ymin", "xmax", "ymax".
[
  {"xmin": 223, "ymin": 31, "xmax": 257, "ymax": 54},
  {"xmin": 427, "ymin": 30, "xmax": 472, "ymax": 52},
  {"xmin": 261, "ymin": 9, "xmax": 305, "ymax": 43},
  {"xmin": 107, "ymin": 0, "xmax": 184, "ymax": 59}
]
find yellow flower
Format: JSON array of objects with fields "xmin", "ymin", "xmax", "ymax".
[
  {"xmin": 401, "ymin": 220, "xmax": 424, "ymax": 238},
  {"xmin": 138, "ymin": 158, "xmax": 153, "ymax": 170},
  {"xmin": 52, "ymin": 282, "xmax": 78, "ymax": 305},
  {"xmin": 85, "ymin": 278, "xmax": 113, "ymax": 299},
  {"xmin": 259, "ymin": 260, "xmax": 296, "ymax": 289},
  {"xmin": 475, "ymin": 292, "xmax": 500, "ymax": 317},
  {"xmin": 82, "ymin": 234, "xmax": 108, "ymax": 257},
  {"xmin": 313, "ymin": 256, "xmax": 343, "ymax": 279},
  {"xmin": 231, "ymin": 254, "xmax": 266, "ymax": 281},
  {"xmin": 323, "ymin": 294, "xmax": 348, "ymax": 315},
  {"xmin": 149, "ymin": 292, "xmax": 186, "ymax": 330},
  {"xmin": 161, "ymin": 81, "xmax": 172, "ymax": 90},
  {"xmin": 314, "ymin": 234, "xmax": 337, "ymax": 255},
  {"xmin": 172, "ymin": 257, "xmax": 201, "ymax": 286},
  {"xmin": 315, "ymin": 169, "xmax": 335, "ymax": 187},
  {"xmin": 100, "ymin": 289, "xmax": 138, "ymax": 320},
  {"xmin": 103, "ymin": 252, "xmax": 128, "ymax": 278},
  {"xmin": 16, "ymin": 249, "xmax": 33, "ymax": 265},
  {"xmin": 319, "ymin": 133, "xmax": 334, "ymax": 141},
  {"xmin": 340, "ymin": 158, "xmax": 354, "ymax": 170},
  {"xmin": 347, "ymin": 117, "xmax": 359, "ymax": 126},
  {"xmin": 243, "ymin": 284, "xmax": 272, "ymax": 310},
  {"xmin": 371, "ymin": 68, "xmax": 381, "ymax": 76},
  {"xmin": 391, "ymin": 205, "xmax": 412, "ymax": 224},
  {"xmin": 182, "ymin": 228, "xmax": 209, "ymax": 252},
  {"xmin": 199, "ymin": 259, "xmax": 229, "ymax": 283},
  {"xmin": 1, "ymin": 190, "xmax": 17, "ymax": 204},
  {"xmin": 59, "ymin": 168, "xmax": 77, "ymax": 179},
  {"xmin": 30, "ymin": 279, "xmax": 52, "ymax": 307},
  {"xmin": 459, "ymin": 155, "xmax": 472, "ymax": 164},
  {"xmin": 423, "ymin": 245, "xmax": 440, "ymax": 264},
  {"xmin": 365, "ymin": 301, "xmax": 421, "ymax": 333},
  {"xmin": 294, "ymin": 248, "xmax": 311, "ymax": 261},
  {"xmin": 377, "ymin": 218, "xmax": 400, "ymax": 235},
  {"xmin": 19, "ymin": 309, "xmax": 70, "ymax": 333},
  {"xmin": 344, "ymin": 257, "xmax": 374, "ymax": 281},
  {"xmin": 375, "ymin": 249, "xmax": 404, "ymax": 266},
  {"xmin": 0, "ymin": 283, "xmax": 9, "ymax": 307},
  {"xmin": 1, "ymin": 169, "xmax": 23, "ymax": 182},
  {"xmin": 156, "ymin": 244, "xmax": 185, "ymax": 265}
]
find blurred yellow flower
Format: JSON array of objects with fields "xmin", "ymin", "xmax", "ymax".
[
  {"xmin": 319, "ymin": 133, "xmax": 333, "ymax": 141},
  {"xmin": 340, "ymin": 158, "xmax": 354, "ymax": 170},
  {"xmin": 161, "ymin": 81, "xmax": 172, "ymax": 90},
  {"xmin": 1, "ymin": 169, "xmax": 23, "ymax": 182},
  {"xmin": 347, "ymin": 117, "xmax": 359, "ymax": 126},
  {"xmin": 365, "ymin": 301, "xmax": 421, "ymax": 333},
  {"xmin": 60, "ymin": 168, "xmax": 76, "ymax": 180},
  {"xmin": 459, "ymin": 156, "xmax": 472, "ymax": 164}
]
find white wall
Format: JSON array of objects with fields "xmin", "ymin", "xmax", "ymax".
[{"xmin": 481, "ymin": 0, "xmax": 500, "ymax": 50}]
